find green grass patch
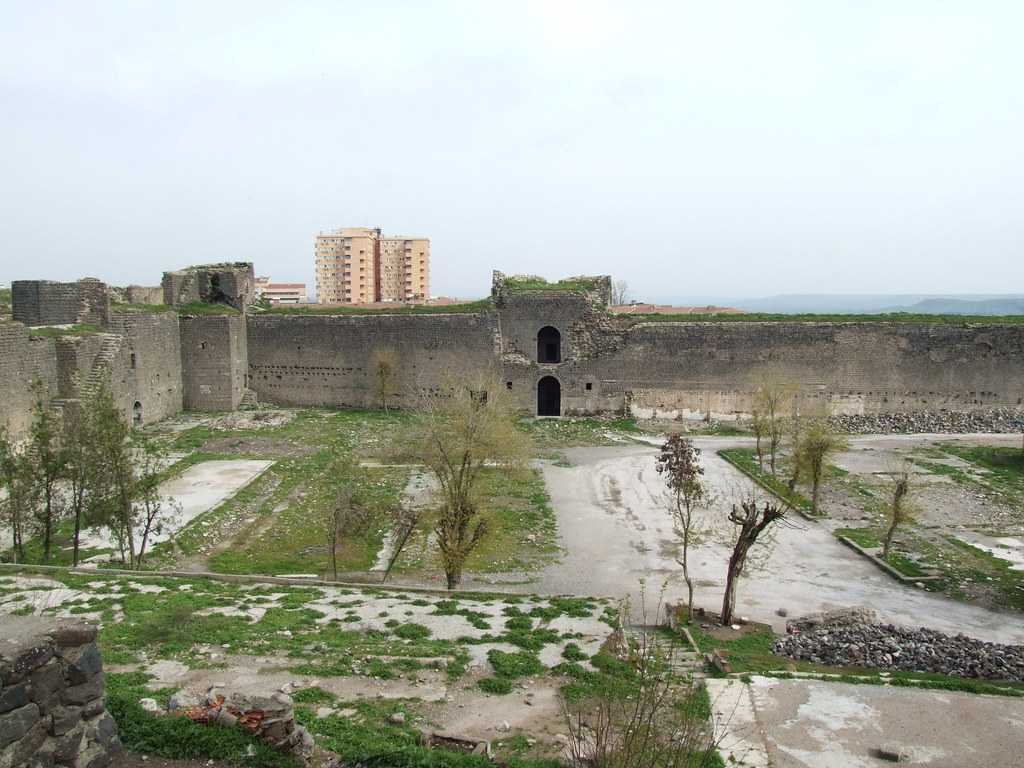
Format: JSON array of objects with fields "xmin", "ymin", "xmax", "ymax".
[
  {"xmin": 718, "ymin": 448, "xmax": 814, "ymax": 514},
  {"xmin": 263, "ymin": 299, "xmax": 493, "ymax": 316},
  {"xmin": 478, "ymin": 676, "xmax": 514, "ymax": 694},
  {"xmin": 502, "ymin": 276, "xmax": 604, "ymax": 293},
  {"xmin": 393, "ymin": 622, "xmax": 432, "ymax": 640},
  {"xmin": 176, "ymin": 301, "xmax": 241, "ymax": 315},
  {"xmin": 488, "ymin": 649, "xmax": 544, "ymax": 678}
]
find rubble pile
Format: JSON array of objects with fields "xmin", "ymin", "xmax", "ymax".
[
  {"xmin": 776, "ymin": 616, "xmax": 1024, "ymax": 682},
  {"xmin": 831, "ymin": 408, "xmax": 1024, "ymax": 435}
]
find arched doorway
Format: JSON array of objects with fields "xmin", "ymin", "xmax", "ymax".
[
  {"xmin": 537, "ymin": 326, "xmax": 561, "ymax": 364},
  {"xmin": 133, "ymin": 401, "xmax": 143, "ymax": 426},
  {"xmin": 537, "ymin": 376, "xmax": 561, "ymax": 416}
]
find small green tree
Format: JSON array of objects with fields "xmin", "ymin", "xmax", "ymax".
[
  {"xmin": 655, "ymin": 435, "xmax": 707, "ymax": 621},
  {"xmin": 315, "ymin": 454, "xmax": 369, "ymax": 580},
  {"xmin": 752, "ymin": 379, "xmax": 790, "ymax": 476},
  {"xmin": 61, "ymin": 402, "xmax": 95, "ymax": 567},
  {"xmin": 794, "ymin": 418, "xmax": 847, "ymax": 516},
  {"xmin": 410, "ymin": 372, "xmax": 530, "ymax": 589},
  {"xmin": 87, "ymin": 380, "xmax": 136, "ymax": 566},
  {"xmin": 132, "ymin": 435, "xmax": 178, "ymax": 569},
  {"xmin": 26, "ymin": 382, "xmax": 67, "ymax": 561},
  {"xmin": 0, "ymin": 424, "xmax": 34, "ymax": 563},
  {"xmin": 882, "ymin": 467, "xmax": 913, "ymax": 559}
]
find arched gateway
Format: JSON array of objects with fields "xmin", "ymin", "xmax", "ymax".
[{"xmin": 537, "ymin": 376, "xmax": 561, "ymax": 416}]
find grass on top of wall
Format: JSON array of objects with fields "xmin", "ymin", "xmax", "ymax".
[
  {"xmin": 501, "ymin": 276, "xmax": 604, "ymax": 293},
  {"xmin": 621, "ymin": 312, "xmax": 1024, "ymax": 324},
  {"xmin": 110, "ymin": 302, "xmax": 173, "ymax": 314},
  {"xmin": 175, "ymin": 301, "xmax": 241, "ymax": 315},
  {"xmin": 260, "ymin": 299, "xmax": 493, "ymax": 316},
  {"xmin": 27, "ymin": 323, "xmax": 104, "ymax": 338}
]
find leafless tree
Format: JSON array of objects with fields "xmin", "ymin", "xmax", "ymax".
[
  {"xmin": 0, "ymin": 424, "xmax": 34, "ymax": 563},
  {"xmin": 370, "ymin": 349, "xmax": 399, "ymax": 411},
  {"xmin": 561, "ymin": 592, "xmax": 723, "ymax": 768},
  {"xmin": 722, "ymin": 497, "xmax": 786, "ymax": 625},
  {"xmin": 611, "ymin": 279, "xmax": 631, "ymax": 306},
  {"xmin": 656, "ymin": 435, "xmax": 708, "ymax": 621},
  {"xmin": 752, "ymin": 379, "xmax": 791, "ymax": 476},
  {"xmin": 407, "ymin": 371, "xmax": 530, "ymax": 589}
]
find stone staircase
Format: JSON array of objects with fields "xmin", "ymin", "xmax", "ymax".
[
  {"xmin": 79, "ymin": 333, "xmax": 124, "ymax": 399},
  {"xmin": 623, "ymin": 625, "xmax": 706, "ymax": 683},
  {"xmin": 239, "ymin": 387, "xmax": 259, "ymax": 409}
]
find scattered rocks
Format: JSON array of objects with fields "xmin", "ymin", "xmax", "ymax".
[
  {"xmin": 776, "ymin": 619, "xmax": 1024, "ymax": 682},
  {"xmin": 389, "ymin": 712, "xmax": 406, "ymax": 725},
  {"xmin": 831, "ymin": 408, "xmax": 1024, "ymax": 435}
]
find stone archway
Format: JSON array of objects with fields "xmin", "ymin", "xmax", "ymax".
[
  {"xmin": 537, "ymin": 376, "xmax": 561, "ymax": 416},
  {"xmin": 133, "ymin": 401, "xmax": 143, "ymax": 426},
  {"xmin": 537, "ymin": 326, "xmax": 561, "ymax": 364}
]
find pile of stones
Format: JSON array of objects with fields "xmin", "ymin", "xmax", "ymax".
[
  {"xmin": 1, "ymin": 616, "xmax": 121, "ymax": 768},
  {"xmin": 831, "ymin": 407, "xmax": 1024, "ymax": 435},
  {"xmin": 775, "ymin": 610, "xmax": 1024, "ymax": 682}
]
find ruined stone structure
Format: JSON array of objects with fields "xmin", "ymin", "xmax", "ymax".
[
  {"xmin": 0, "ymin": 616, "xmax": 121, "ymax": 768},
  {"xmin": 2, "ymin": 263, "xmax": 1023, "ymax": 438}
]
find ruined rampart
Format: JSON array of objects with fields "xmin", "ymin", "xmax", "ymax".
[
  {"xmin": 0, "ymin": 323, "xmax": 57, "ymax": 436},
  {"xmin": 247, "ymin": 313, "xmax": 499, "ymax": 407},
  {"xmin": 180, "ymin": 314, "xmax": 248, "ymax": 411}
]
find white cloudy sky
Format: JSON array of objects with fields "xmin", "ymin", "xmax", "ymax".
[{"xmin": 1, "ymin": 1, "xmax": 1021, "ymax": 301}]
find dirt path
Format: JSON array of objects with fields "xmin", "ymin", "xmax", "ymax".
[{"xmin": 536, "ymin": 439, "xmax": 1024, "ymax": 643}]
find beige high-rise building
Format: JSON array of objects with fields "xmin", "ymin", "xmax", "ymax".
[{"xmin": 314, "ymin": 227, "xmax": 430, "ymax": 304}]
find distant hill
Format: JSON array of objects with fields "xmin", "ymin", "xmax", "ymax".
[
  {"xmin": 879, "ymin": 298, "xmax": 1024, "ymax": 315},
  {"xmin": 719, "ymin": 294, "xmax": 1024, "ymax": 315}
]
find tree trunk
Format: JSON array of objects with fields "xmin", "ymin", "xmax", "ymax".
[
  {"xmin": 446, "ymin": 567, "xmax": 462, "ymax": 590},
  {"xmin": 811, "ymin": 474, "xmax": 820, "ymax": 515},
  {"xmin": 721, "ymin": 565, "xmax": 738, "ymax": 626},
  {"xmin": 73, "ymin": 509, "xmax": 82, "ymax": 567}
]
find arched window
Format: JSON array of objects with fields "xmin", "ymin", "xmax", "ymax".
[
  {"xmin": 537, "ymin": 326, "xmax": 561, "ymax": 364},
  {"xmin": 537, "ymin": 376, "xmax": 561, "ymax": 416},
  {"xmin": 132, "ymin": 401, "xmax": 143, "ymax": 426}
]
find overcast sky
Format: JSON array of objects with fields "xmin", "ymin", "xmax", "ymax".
[{"xmin": 1, "ymin": 1, "xmax": 1022, "ymax": 302}]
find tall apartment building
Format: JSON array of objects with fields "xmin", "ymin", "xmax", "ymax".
[{"xmin": 314, "ymin": 227, "xmax": 430, "ymax": 304}]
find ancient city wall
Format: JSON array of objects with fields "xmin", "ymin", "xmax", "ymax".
[
  {"xmin": 180, "ymin": 314, "xmax": 248, "ymax": 411},
  {"xmin": 602, "ymin": 321, "xmax": 1024, "ymax": 418},
  {"xmin": 106, "ymin": 311, "xmax": 183, "ymax": 425},
  {"xmin": 11, "ymin": 280, "xmax": 109, "ymax": 328},
  {"xmin": 0, "ymin": 323, "xmax": 57, "ymax": 436},
  {"xmin": 0, "ymin": 617, "xmax": 121, "ymax": 768},
  {"xmin": 247, "ymin": 313, "xmax": 499, "ymax": 407}
]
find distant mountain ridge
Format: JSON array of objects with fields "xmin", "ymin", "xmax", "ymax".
[{"xmin": 648, "ymin": 294, "xmax": 1024, "ymax": 315}]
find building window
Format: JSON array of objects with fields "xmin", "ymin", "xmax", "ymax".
[
  {"xmin": 585, "ymin": 382, "xmax": 593, "ymax": 391},
  {"xmin": 506, "ymin": 381, "xmax": 513, "ymax": 390}
]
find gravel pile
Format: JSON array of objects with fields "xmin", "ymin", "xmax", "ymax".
[
  {"xmin": 831, "ymin": 407, "xmax": 1024, "ymax": 435},
  {"xmin": 775, "ymin": 622, "xmax": 1024, "ymax": 682}
]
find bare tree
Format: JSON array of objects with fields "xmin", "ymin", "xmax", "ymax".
[
  {"xmin": 133, "ymin": 436, "xmax": 179, "ymax": 569},
  {"xmin": 409, "ymin": 371, "xmax": 530, "ymax": 589},
  {"xmin": 656, "ymin": 435, "xmax": 707, "ymax": 621},
  {"xmin": 611, "ymin": 279, "xmax": 630, "ymax": 306},
  {"xmin": 61, "ymin": 403, "xmax": 93, "ymax": 567},
  {"xmin": 794, "ymin": 417, "xmax": 848, "ymax": 516},
  {"xmin": 722, "ymin": 498, "xmax": 786, "ymax": 625},
  {"xmin": 370, "ymin": 349, "xmax": 398, "ymax": 411},
  {"xmin": 882, "ymin": 466, "xmax": 913, "ymax": 559},
  {"xmin": 751, "ymin": 406, "xmax": 765, "ymax": 471},
  {"xmin": 561, "ymin": 594, "xmax": 722, "ymax": 768},
  {"xmin": 315, "ymin": 455, "xmax": 369, "ymax": 580}
]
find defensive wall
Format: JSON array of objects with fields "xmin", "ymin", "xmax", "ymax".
[{"xmin": 2, "ymin": 264, "xmax": 1023, "ymax": 438}]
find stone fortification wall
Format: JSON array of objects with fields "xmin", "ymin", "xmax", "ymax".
[
  {"xmin": 180, "ymin": 314, "xmax": 248, "ymax": 411},
  {"xmin": 108, "ymin": 285, "xmax": 164, "ymax": 306},
  {"xmin": 105, "ymin": 311, "xmax": 183, "ymax": 425},
  {"xmin": 0, "ymin": 323, "xmax": 57, "ymax": 437},
  {"xmin": 53, "ymin": 335, "xmax": 107, "ymax": 399},
  {"xmin": 247, "ymin": 313, "xmax": 499, "ymax": 407},
  {"xmin": 0, "ymin": 616, "xmax": 121, "ymax": 768},
  {"xmin": 162, "ymin": 263, "xmax": 256, "ymax": 311},
  {"xmin": 11, "ymin": 280, "xmax": 109, "ymax": 328},
  {"xmin": 608, "ymin": 321, "xmax": 1024, "ymax": 418}
]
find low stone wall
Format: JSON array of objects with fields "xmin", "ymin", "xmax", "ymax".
[{"xmin": 0, "ymin": 616, "xmax": 121, "ymax": 768}]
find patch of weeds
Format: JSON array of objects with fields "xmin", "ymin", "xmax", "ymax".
[
  {"xmin": 478, "ymin": 677, "xmax": 514, "ymax": 695},
  {"xmin": 488, "ymin": 649, "xmax": 544, "ymax": 679},
  {"xmin": 719, "ymin": 448, "xmax": 815, "ymax": 514},
  {"xmin": 394, "ymin": 623, "xmax": 432, "ymax": 640},
  {"xmin": 562, "ymin": 643, "xmax": 587, "ymax": 662},
  {"xmin": 505, "ymin": 615, "xmax": 533, "ymax": 632},
  {"xmin": 292, "ymin": 686, "xmax": 336, "ymax": 704}
]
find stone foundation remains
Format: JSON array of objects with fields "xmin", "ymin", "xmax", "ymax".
[{"xmin": 0, "ymin": 616, "xmax": 121, "ymax": 768}]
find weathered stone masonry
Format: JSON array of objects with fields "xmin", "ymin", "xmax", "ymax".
[
  {"xmin": 0, "ymin": 616, "xmax": 121, "ymax": 768},
  {"xmin": 2, "ymin": 262, "xmax": 1024, "ymax": 436}
]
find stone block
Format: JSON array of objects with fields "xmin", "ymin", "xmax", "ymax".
[
  {"xmin": 53, "ymin": 723, "xmax": 85, "ymax": 764},
  {"xmin": 80, "ymin": 699, "xmax": 104, "ymax": 719},
  {"xmin": 0, "ymin": 683, "xmax": 29, "ymax": 714},
  {"xmin": 30, "ymin": 660, "xmax": 66, "ymax": 713},
  {"xmin": 49, "ymin": 705, "xmax": 82, "ymax": 736},
  {"xmin": 6, "ymin": 717, "xmax": 47, "ymax": 765},
  {"xmin": 60, "ymin": 645, "xmax": 101, "ymax": 687},
  {"xmin": 0, "ymin": 703, "xmax": 40, "ymax": 747},
  {"xmin": 2, "ymin": 645, "xmax": 54, "ymax": 685},
  {"xmin": 50, "ymin": 625, "xmax": 97, "ymax": 650},
  {"xmin": 61, "ymin": 674, "xmax": 103, "ymax": 706}
]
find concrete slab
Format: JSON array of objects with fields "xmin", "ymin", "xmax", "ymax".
[
  {"xmin": 78, "ymin": 459, "xmax": 274, "ymax": 550},
  {"xmin": 536, "ymin": 440, "xmax": 1024, "ymax": 643},
  {"xmin": 748, "ymin": 676, "xmax": 1024, "ymax": 767}
]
